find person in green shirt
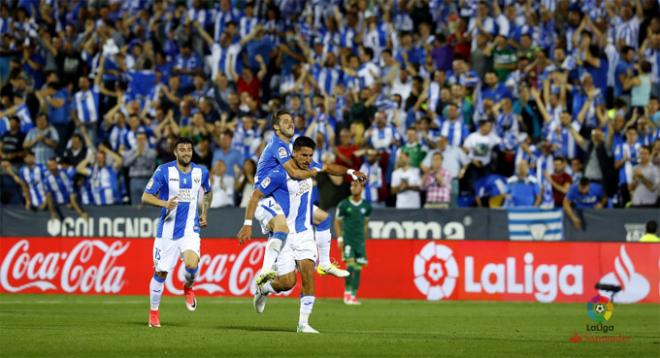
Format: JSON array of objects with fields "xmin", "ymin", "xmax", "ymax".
[
  {"xmin": 335, "ymin": 181, "xmax": 372, "ymax": 305},
  {"xmin": 491, "ymin": 34, "xmax": 517, "ymax": 81},
  {"xmin": 640, "ymin": 220, "xmax": 660, "ymax": 242},
  {"xmin": 399, "ymin": 127, "xmax": 428, "ymax": 168}
]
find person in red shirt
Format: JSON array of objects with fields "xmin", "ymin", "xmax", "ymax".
[
  {"xmin": 235, "ymin": 54, "xmax": 266, "ymax": 104},
  {"xmin": 545, "ymin": 156, "xmax": 573, "ymax": 207},
  {"xmin": 334, "ymin": 128, "xmax": 362, "ymax": 174}
]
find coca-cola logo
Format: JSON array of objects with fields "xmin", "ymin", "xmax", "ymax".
[
  {"xmin": 165, "ymin": 242, "xmax": 278, "ymax": 296},
  {"xmin": 0, "ymin": 240, "xmax": 129, "ymax": 293}
]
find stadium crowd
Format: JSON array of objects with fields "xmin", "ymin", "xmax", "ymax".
[{"xmin": 0, "ymin": 0, "xmax": 659, "ymax": 219}]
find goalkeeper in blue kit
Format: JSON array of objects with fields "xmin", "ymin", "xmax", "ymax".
[{"xmin": 334, "ymin": 181, "xmax": 371, "ymax": 305}]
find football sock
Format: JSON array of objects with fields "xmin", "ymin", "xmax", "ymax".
[
  {"xmin": 315, "ymin": 218, "xmax": 332, "ymax": 267},
  {"xmin": 261, "ymin": 232, "xmax": 286, "ymax": 271},
  {"xmin": 352, "ymin": 267, "xmax": 362, "ymax": 297},
  {"xmin": 150, "ymin": 273, "xmax": 166, "ymax": 310},
  {"xmin": 184, "ymin": 266, "xmax": 198, "ymax": 288},
  {"xmin": 345, "ymin": 266, "xmax": 355, "ymax": 294},
  {"xmin": 299, "ymin": 295, "xmax": 315, "ymax": 325}
]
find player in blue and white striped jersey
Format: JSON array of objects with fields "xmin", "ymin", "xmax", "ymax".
[
  {"xmin": 2, "ymin": 151, "xmax": 48, "ymax": 210},
  {"xmin": 142, "ymin": 137, "xmax": 212, "ymax": 328},
  {"xmin": 245, "ymin": 136, "xmax": 325, "ymax": 333},
  {"xmin": 237, "ymin": 112, "xmax": 366, "ymax": 288}
]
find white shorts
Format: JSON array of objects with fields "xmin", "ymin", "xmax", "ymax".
[
  {"xmin": 152, "ymin": 234, "xmax": 200, "ymax": 273},
  {"xmin": 254, "ymin": 197, "xmax": 285, "ymax": 235},
  {"xmin": 276, "ymin": 231, "xmax": 317, "ymax": 276}
]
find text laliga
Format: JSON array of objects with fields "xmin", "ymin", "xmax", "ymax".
[
  {"xmin": 464, "ymin": 252, "xmax": 583, "ymax": 302},
  {"xmin": 0, "ymin": 240, "xmax": 128, "ymax": 293}
]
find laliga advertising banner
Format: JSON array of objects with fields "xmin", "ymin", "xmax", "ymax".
[{"xmin": 0, "ymin": 238, "xmax": 658, "ymax": 303}]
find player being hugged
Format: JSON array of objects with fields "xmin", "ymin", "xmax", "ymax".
[
  {"xmin": 237, "ymin": 110, "xmax": 366, "ymax": 286},
  {"xmin": 141, "ymin": 137, "xmax": 212, "ymax": 328}
]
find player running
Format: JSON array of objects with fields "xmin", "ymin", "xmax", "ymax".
[
  {"xmin": 241, "ymin": 136, "xmax": 324, "ymax": 333},
  {"xmin": 141, "ymin": 137, "xmax": 212, "ymax": 328},
  {"xmin": 237, "ymin": 110, "xmax": 366, "ymax": 286},
  {"xmin": 335, "ymin": 181, "xmax": 371, "ymax": 305}
]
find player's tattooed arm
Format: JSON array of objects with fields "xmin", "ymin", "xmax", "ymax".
[{"xmin": 200, "ymin": 190, "xmax": 213, "ymax": 228}]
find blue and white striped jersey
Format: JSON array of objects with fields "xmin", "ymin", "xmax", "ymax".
[
  {"xmin": 73, "ymin": 86, "xmax": 100, "ymax": 124},
  {"xmin": 19, "ymin": 164, "xmax": 48, "ymax": 207},
  {"xmin": 44, "ymin": 168, "xmax": 75, "ymax": 205},
  {"xmin": 145, "ymin": 162, "xmax": 211, "ymax": 240},
  {"xmin": 257, "ymin": 161, "xmax": 322, "ymax": 235},
  {"xmin": 90, "ymin": 165, "xmax": 121, "ymax": 206}
]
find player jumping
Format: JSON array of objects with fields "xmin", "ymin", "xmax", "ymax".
[
  {"xmin": 141, "ymin": 137, "xmax": 212, "ymax": 328},
  {"xmin": 237, "ymin": 110, "xmax": 366, "ymax": 285},
  {"xmin": 335, "ymin": 181, "xmax": 371, "ymax": 305},
  {"xmin": 241, "ymin": 136, "xmax": 324, "ymax": 333}
]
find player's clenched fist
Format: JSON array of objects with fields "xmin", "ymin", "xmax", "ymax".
[{"xmin": 237, "ymin": 225, "xmax": 252, "ymax": 244}]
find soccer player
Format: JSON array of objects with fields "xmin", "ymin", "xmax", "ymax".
[
  {"xmin": 141, "ymin": 137, "xmax": 212, "ymax": 328},
  {"xmin": 242, "ymin": 136, "xmax": 323, "ymax": 333},
  {"xmin": 237, "ymin": 110, "xmax": 366, "ymax": 286},
  {"xmin": 335, "ymin": 181, "xmax": 371, "ymax": 305}
]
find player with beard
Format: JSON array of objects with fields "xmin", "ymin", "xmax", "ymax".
[{"xmin": 142, "ymin": 137, "xmax": 212, "ymax": 327}]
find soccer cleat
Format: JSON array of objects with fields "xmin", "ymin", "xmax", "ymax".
[
  {"xmin": 296, "ymin": 324, "xmax": 320, "ymax": 334},
  {"xmin": 343, "ymin": 292, "xmax": 352, "ymax": 304},
  {"xmin": 253, "ymin": 283, "xmax": 269, "ymax": 314},
  {"xmin": 256, "ymin": 269, "xmax": 277, "ymax": 286},
  {"xmin": 317, "ymin": 263, "xmax": 349, "ymax": 278},
  {"xmin": 148, "ymin": 309, "xmax": 161, "ymax": 327},
  {"xmin": 184, "ymin": 286, "xmax": 197, "ymax": 312},
  {"xmin": 347, "ymin": 296, "xmax": 361, "ymax": 305}
]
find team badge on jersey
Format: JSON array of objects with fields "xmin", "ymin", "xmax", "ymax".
[
  {"xmin": 278, "ymin": 147, "xmax": 287, "ymax": 159},
  {"xmin": 261, "ymin": 177, "xmax": 271, "ymax": 189}
]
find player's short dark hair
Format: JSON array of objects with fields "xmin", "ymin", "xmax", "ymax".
[
  {"xmin": 646, "ymin": 220, "xmax": 658, "ymax": 234},
  {"xmin": 554, "ymin": 156, "xmax": 566, "ymax": 163},
  {"xmin": 640, "ymin": 145, "xmax": 652, "ymax": 153},
  {"xmin": 293, "ymin": 136, "xmax": 316, "ymax": 151},
  {"xmin": 173, "ymin": 137, "xmax": 193, "ymax": 150},
  {"xmin": 579, "ymin": 177, "xmax": 590, "ymax": 187},
  {"xmin": 272, "ymin": 110, "xmax": 291, "ymax": 128}
]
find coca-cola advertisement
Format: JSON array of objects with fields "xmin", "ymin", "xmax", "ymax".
[{"xmin": 0, "ymin": 238, "xmax": 658, "ymax": 303}]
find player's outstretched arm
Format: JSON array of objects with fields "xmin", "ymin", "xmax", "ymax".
[
  {"xmin": 237, "ymin": 189, "xmax": 264, "ymax": 244},
  {"xmin": 323, "ymin": 163, "xmax": 367, "ymax": 182}
]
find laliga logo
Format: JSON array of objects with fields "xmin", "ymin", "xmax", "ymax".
[
  {"xmin": 598, "ymin": 245, "xmax": 649, "ymax": 303},
  {"xmin": 413, "ymin": 242, "xmax": 458, "ymax": 300}
]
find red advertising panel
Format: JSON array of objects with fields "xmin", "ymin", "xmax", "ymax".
[{"xmin": 0, "ymin": 238, "xmax": 658, "ymax": 303}]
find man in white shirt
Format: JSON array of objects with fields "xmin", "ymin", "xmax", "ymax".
[
  {"xmin": 462, "ymin": 120, "xmax": 502, "ymax": 193},
  {"xmin": 210, "ymin": 160, "xmax": 235, "ymax": 208},
  {"xmin": 421, "ymin": 135, "xmax": 469, "ymax": 178},
  {"xmin": 630, "ymin": 146, "xmax": 659, "ymax": 207},
  {"xmin": 391, "ymin": 151, "xmax": 422, "ymax": 209}
]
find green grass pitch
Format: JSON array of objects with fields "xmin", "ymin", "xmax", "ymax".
[{"xmin": 0, "ymin": 294, "xmax": 658, "ymax": 357}]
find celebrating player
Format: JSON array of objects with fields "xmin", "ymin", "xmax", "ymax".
[
  {"xmin": 237, "ymin": 110, "xmax": 366, "ymax": 286},
  {"xmin": 141, "ymin": 137, "xmax": 212, "ymax": 328},
  {"xmin": 242, "ymin": 136, "xmax": 324, "ymax": 333},
  {"xmin": 335, "ymin": 181, "xmax": 371, "ymax": 305}
]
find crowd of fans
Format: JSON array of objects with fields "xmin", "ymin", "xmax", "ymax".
[{"xmin": 0, "ymin": 0, "xmax": 659, "ymax": 220}]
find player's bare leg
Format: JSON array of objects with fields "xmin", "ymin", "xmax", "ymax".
[
  {"xmin": 313, "ymin": 209, "xmax": 348, "ymax": 278},
  {"xmin": 182, "ymin": 250, "xmax": 200, "ymax": 312},
  {"xmin": 296, "ymin": 259, "xmax": 319, "ymax": 333},
  {"xmin": 253, "ymin": 272, "xmax": 296, "ymax": 314},
  {"xmin": 258, "ymin": 216, "xmax": 288, "ymax": 285},
  {"xmin": 149, "ymin": 270, "xmax": 167, "ymax": 327}
]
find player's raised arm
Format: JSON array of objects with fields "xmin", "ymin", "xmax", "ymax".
[{"xmin": 237, "ymin": 187, "xmax": 264, "ymax": 244}]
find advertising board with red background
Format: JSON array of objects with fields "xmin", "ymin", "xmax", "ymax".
[{"xmin": 1, "ymin": 238, "xmax": 657, "ymax": 303}]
